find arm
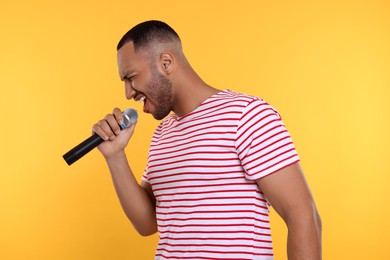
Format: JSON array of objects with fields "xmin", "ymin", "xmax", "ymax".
[
  {"xmin": 105, "ymin": 152, "xmax": 157, "ymax": 236},
  {"xmin": 93, "ymin": 108, "xmax": 157, "ymax": 236},
  {"xmin": 256, "ymin": 162, "xmax": 322, "ymax": 259}
]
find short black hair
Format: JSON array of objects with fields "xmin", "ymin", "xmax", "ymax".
[{"xmin": 117, "ymin": 20, "xmax": 181, "ymax": 51}]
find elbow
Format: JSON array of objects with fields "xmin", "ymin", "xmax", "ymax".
[
  {"xmin": 134, "ymin": 223, "xmax": 158, "ymax": 237},
  {"xmin": 313, "ymin": 205, "xmax": 322, "ymax": 258},
  {"xmin": 306, "ymin": 202, "xmax": 322, "ymax": 247},
  {"xmin": 285, "ymin": 203, "xmax": 322, "ymax": 259},
  {"xmin": 314, "ymin": 206, "xmax": 322, "ymax": 236},
  {"xmin": 309, "ymin": 201, "xmax": 321, "ymax": 232},
  {"xmin": 306, "ymin": 202, "xmax": 322, "ymax": 234},
  {"xmin": 285, "ymin": 201, "xmax": 322, "ymax": 235},
  {"xmin": 138, "ymin": 229, "xmax": 157, "ymax": 237}
]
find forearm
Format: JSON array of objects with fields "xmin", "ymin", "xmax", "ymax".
[
  {"xmin": 286, "ymin": 206, "xmax": 322, "ymax": 260},
  {"xmin": 106, "ymin": 151, "xmax": 157, "ymax": 236}
]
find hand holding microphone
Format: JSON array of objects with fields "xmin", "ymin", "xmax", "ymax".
[{"xmin": 63, "ymin": 108, "xmax": 138, "ymax": 165}]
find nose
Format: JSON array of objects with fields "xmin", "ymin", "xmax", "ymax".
[{"xmin": 124, "ymin": 80, "xmax": 136, "ymax": 100}]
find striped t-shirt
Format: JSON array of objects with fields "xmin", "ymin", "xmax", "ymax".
[{"xmin": 142, "ymin": 90, "xmax": 299, "ymax": 260}]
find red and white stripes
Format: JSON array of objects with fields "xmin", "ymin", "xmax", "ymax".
[{"xmin": 142, "ymin": 90, "xmax": 299, "ymax": 259}]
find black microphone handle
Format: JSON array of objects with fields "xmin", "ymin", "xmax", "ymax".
[
  {"xmin": 63, "ymin": 108, "xmax": 138, "ymax": 166},
  {"xmin": 63, "ymin": 133, "xmax": 104, "ymax": 166}
]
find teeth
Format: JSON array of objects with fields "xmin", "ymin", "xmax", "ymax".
[{"xmin": 138, "ymin": 96, "xmax": 146, "ymax": 103}]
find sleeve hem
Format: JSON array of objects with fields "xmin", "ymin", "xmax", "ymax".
[{"xmin": 245, "ymin": 158, "xmax": 300, "ymax": 181}]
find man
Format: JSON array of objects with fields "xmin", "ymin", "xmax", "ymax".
[{"xmin": 93, "ymin": 20, "xmax": 321, "ymax": 259}]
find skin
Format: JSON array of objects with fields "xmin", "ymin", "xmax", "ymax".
[{"xmin": 93, "ymin": 39, "xmax": 322, "ymax": 259}]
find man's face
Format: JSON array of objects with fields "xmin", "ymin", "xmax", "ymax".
[{"xmin": 117, "ymin": 41, "xmax": 174, "ymax": 120}]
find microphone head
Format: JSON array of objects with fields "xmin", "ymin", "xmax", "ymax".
[{"xmin": 122, "ymin": 108, "xmax": 138, "ymax": 128}]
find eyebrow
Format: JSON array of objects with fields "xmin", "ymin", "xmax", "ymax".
[{"xmin": 120, "ymin": 72, "xmax": 131, "ymax": 81}]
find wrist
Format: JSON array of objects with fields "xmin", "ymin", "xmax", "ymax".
[{"xmin": 104, "ymin": 149, "xmax": 127, "ymax": 162}]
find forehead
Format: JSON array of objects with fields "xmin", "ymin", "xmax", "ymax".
[{"xmin": 117, "ymin": 41, "xmax": 148, "ymax": 77}]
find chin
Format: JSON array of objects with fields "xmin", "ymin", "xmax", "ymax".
[
  {"xmin": 153, "ymin": 110, "xmax": 171, "ymax": 120},
  {"xmin": 153, "ymin": 114, "xmax": 165, "ymax": 120}
]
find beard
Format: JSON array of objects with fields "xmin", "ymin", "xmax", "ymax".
[{"xmin": 146, "ymin": 65, "xmax": 174, "ymax": 120}]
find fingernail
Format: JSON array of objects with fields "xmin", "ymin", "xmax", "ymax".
[{"xmin": 121, "ymin": 123, "xmax": 126, "ymax": 129}]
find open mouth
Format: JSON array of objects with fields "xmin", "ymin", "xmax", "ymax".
[
  {"xmin": 138, "ymin": 96, "xmax": 146, "ymax": 103},
  {"xmin": 135, "ymin": 95, "xmax": 148, "ymax": 113}
]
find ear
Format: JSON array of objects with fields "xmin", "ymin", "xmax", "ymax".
[{"xmin": 159, "ymin": 52, "xmax": 174, "ymax": 75}]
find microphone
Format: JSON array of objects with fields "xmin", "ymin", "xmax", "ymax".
[{"xmin": 63, "ymin": 108, "xmax": 138, "ymax": 166}]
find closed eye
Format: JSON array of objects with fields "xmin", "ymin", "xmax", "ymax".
[{"xmin": 122, "ymin": 76, "xmax": 136, "ymax": 89}]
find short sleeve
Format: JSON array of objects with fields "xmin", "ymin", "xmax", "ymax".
[{"xmin": 235, "ymin": 99, "xmax": 300, "ymax": 180}]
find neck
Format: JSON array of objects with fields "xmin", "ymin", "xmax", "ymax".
[{"xmin": 171, "ymin": 63, "xmax": 220, "ymax": 117}]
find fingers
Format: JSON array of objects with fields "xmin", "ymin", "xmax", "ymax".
[
  {"xmin": 92, "ymin": 108, "xmax": 123, "ymax": 141},
  {"xmin": 113, "ymin": 108, "xmax": 124, "ymax": 129}
]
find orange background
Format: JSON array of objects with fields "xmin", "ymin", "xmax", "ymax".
[{"xmin": 1, "ymin": 0, "xmax": 389, "ymax": 259}]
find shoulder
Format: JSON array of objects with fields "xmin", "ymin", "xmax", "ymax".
[
  {"xmin": 221, "ymin": 90, "xmax": 280, "ymax": 119},
  {"xmin": 220, "ymin": 90, "xmax": 273, "ymax": 109},
  {"xmin": 217, "ymin": 89, "xmax": 261, "ymax": 104}
]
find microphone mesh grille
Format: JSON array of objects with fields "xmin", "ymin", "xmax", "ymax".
[{"xmin": 122, "ymin": 108, "xmax": 138, "ymax": 128}]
